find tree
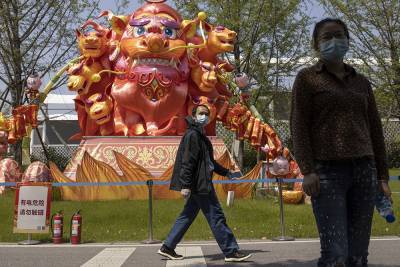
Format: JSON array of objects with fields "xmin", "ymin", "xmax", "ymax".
[
  {"xmin": 112, "ymin": 0, "xmax": 130, "ymax": 14},
  {"xmin": 319, "ymin": 0, "xmax": 400, "ymax": 119},
  {"xmin": 0, "ymin": 0, "xmax": 100, "ymax": 164},
  {"xmin": 173, "ymin": 0, "xmax": 311, "ymax": 167},
  {"xmin": 173, "ymin": 0, "xmax": 311, "ymax": 118}
]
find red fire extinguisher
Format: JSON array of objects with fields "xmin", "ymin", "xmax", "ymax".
[
  {"xmin": 51, "ymin": 210, "xmax": 63, "ymax": 244},
  {"xmin": 70, "ymin": 210, "xmax": 82, "ymax": 244}
]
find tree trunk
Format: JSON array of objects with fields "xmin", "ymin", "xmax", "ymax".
[
  {"xmin": 11, "ymin": 141, "xmax": 22, "ymax": 166},
  {"xmin": 10, "ymin": 84, "xmax": 23, "ymax": 165},
  {"xmin": 238, "ymin": 140, "xmax": 244, "ymax": 169}
]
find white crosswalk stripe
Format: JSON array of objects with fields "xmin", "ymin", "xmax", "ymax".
[
  {"xmin": 166, "ymin": 246, "xmax": 207, "ymax": 267},
  {"xmin": 80, "ymin": 247, "xmax": 136, "ymax": 267}
]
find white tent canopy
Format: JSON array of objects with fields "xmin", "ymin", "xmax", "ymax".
[{"xmin": 44, "ymin": 93, "xmax": 75, "ymax": 104}]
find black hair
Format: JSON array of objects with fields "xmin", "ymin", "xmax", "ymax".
[
  {"xmin": 312, "ymin": 18, "xmax": 350, "ymax": 50},
  {"xmin": 192, "ymin": 104, "xmax": 210, "ymax": 116}
]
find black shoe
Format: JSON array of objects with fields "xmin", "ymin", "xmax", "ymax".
[
  {"xmin": 225, "ymin": 251, "xmax": 252, "ymax": 262},
  {"xmin": 157, "ymin": 244, "xmax": 184, "ymax": 260}
]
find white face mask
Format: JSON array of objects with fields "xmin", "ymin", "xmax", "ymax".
[
  {"xmin": 319, "ymin": 37, "xmax": 349, "ymax": 61},
  {"xmin": 196, "ymin": 114, "xmax": 209, "ymax": 126}
]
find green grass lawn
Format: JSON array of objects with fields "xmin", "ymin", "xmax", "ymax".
[
  {"xmin": 1, "ymin": 181, "xmax": 399, "ymax": 243},
  {"xmin": 390, "ymin": 168, "xmax": 400, "ymax": 176}
]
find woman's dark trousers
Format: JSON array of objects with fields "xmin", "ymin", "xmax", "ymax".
[{"xmin": 312, "ymin": 157, "xmax": 377, "ymax": 267}]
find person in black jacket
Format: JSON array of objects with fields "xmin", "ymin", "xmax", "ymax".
[{"xmin": 157, "ymin": 104, "xmax": 252, "ymax": 262}]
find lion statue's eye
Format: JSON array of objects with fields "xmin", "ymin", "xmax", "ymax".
[
  {"xmin": 215, "ymin": 26, "xmax": 225, "ymax": 32},
  {"xmin": 163, "ymin": 27, "xmax": 177, "ymax": 39},
  {"xmin": 133, "ymin": 26, "xmax": 146, "ymax": 37}
]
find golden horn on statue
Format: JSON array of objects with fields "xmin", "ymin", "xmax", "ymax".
[
  {"xmin": 181, "ymin": 11, "xmax": 207, "ymax": 39},
  {"xmin": 41, "ymin": 56, "xmax": 83, "ymax": 101},
  {"xmin": 96, "ymin": 10, "xmax": 128, "ymax": 35},
  {"xmin": 166, "ymin": 12, "xmax": 208, "ymax": 53},
  {"xmin": 181, "ymin": 20, "xmax": 197, "ymax": 39}
]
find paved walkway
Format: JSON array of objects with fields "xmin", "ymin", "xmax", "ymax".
[{"xmin": 0, "ymin": 238, "xmax": 399, "ymax": 266}]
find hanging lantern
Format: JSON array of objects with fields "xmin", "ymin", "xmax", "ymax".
[
  {"xmin": 26, "ymin": 72, "xmax": 42, "ymax": 91},
  {"xmin": 0, "ymin": 131, "xmax": 8, "ymax": 156},
  {"xmin": 0, "ymin": 113, "xmax": 6, "ymax": 131},
  {"xmin": 12, "ymin": 108, "xmax": 27, "ymax": 139},
  {"xmin": 234, "ymin": 73, "xmax": 249, "ymax": 89},
  {"xmin": 6, "ymin": 118, "xmax": 17, "ymax": 144},
  {"xmin": 25, "ymin": 72, "xmax": 42, "ymax": 102},
  {"xmin": 22, "ymin": 161, "xmax": 53, "ymax": 183},
  {"xmin": 270, "ymin": 156, "xmax": 290, "ymax": 176},
  {"xmin": 28, "ymin": 104, "xmax": 39, "ymax": 128},
  {"xmin": 0, "ymin": 130, "xmax": 7, "ymax": 143}
]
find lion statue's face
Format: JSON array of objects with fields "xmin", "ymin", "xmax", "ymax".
[
  {"xmin": 83, "ymin": 93, "xmax": 114, "ymax": 125},
  {"xmin": 207, "ymin": 25, "xmax": 237, "ymax": 53},
  {"xmin": 77, "ymin": 30, "xmax": 112, "ymax": 59},
  {"xmin": 120, "ymin": 12, "xmax": 186, "ymax": 68}
]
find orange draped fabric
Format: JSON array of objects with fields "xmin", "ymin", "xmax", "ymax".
[{"xmin": 50, "ymin": 150, "xmax": 262, "ymax": 201}]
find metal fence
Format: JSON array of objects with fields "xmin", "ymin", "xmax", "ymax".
[
  {"xmin": 31, "ymin": 144, "xmax": 79, "ymax": 171},
  {"xmin": 31, "ymin": 144, "xmax": 79, "ymax": 162},
  {"xmin": 215, "ymin": 119, "xmax": 400, "ymax": 168},
  {"xmin": 31, "ymin": 119, "xmax": 400, "ymax": 169},
  {"xmin": 382, "ymin": 120, "xmax": 400, "ymax": 145}
]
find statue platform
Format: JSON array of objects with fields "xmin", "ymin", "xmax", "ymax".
[
  {"xmin": 63, "ymin": 136, "xmax": 229, "ymax": 180},
  {"xmin": 49, "ymin": 136, "xmax": 261, "ymax": 201}
]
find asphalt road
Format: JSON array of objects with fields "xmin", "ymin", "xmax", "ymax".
[{"xmin": 0, "ymin": 238, "xmax": 399, "ymax": 267}]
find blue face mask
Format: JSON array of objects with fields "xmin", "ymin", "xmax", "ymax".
[
  {"xmin": 319, "ymin": 37, "xmax": 349, "ymax": 61},
  {"xmin": 196, "ymin": 114, "xmax": 209, "ymax": 126}
]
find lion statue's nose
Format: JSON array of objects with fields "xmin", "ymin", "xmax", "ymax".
[
  {"xmin": 146, "ymin": 34, "xmax": 167, "ymax": 53},
  {"xmin": 228, "ymin": 31, "xmax": 237, "ymax": 39}
]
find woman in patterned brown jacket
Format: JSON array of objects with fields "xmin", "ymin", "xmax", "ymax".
[{"xmin": 290, "ymin": 18, "xmax": 392, "ymax": 267}]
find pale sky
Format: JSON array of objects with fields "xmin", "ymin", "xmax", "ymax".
[
  {"xmin": 97, "ymin": 0, "xmax": 327, "ymax": 19},
  {"xmin": 98, "ymin": 0, "xmax": 142, "ymax": 14}
]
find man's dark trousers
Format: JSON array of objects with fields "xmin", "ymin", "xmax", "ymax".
[{"xmin": 164, "ymin": 188, "xmax": 239, "ymax": 256}]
